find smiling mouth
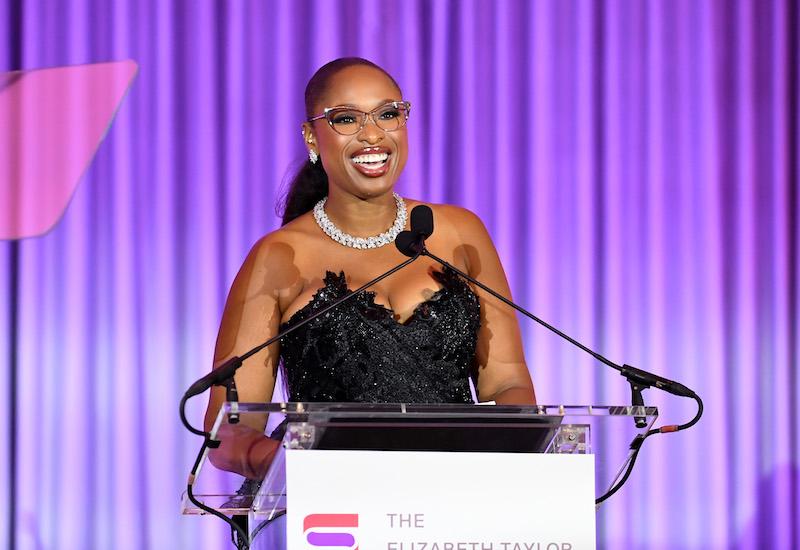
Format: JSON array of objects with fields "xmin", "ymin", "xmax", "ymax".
[
  {"xmin": 350, "ymin": 149, "xmax": 391, "ymax": 176},
  {"xmin": 351, "ymin": 152, "xmax": 389, "ymax": 168}
]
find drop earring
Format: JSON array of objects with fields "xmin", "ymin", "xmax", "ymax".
[{"xmin": 309, "ymin": 149, "xmax": 319, "ymax": 164}]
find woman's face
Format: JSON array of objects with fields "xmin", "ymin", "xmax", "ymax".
[{"xmin": 305, "ymin": 65, "xmax": 408, "ymax": 200}]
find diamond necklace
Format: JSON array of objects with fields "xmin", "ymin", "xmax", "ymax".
[{"xmin": 313, "ymin": 193, "xmax": 407, "ymax": 249}]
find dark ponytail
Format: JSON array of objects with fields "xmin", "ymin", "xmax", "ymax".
[
  {"xmin": 279, "ymin": 57, "xmax": 402, "ymax": 226},
  {"xmin": 281, "ymin": 159, "xmax": 328, "ymax": 225}
]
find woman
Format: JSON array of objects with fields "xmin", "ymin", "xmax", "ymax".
[{"xmin": 204, "ymin": 57, "xmax": 535, "ymax": 479}]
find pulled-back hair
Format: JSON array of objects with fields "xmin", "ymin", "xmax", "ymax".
[{"xmin": 279, "ymin": 57, "xmax": 402, "ymax": 225}]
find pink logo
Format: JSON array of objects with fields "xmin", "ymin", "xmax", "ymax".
[{"xmin": 303, "ymin": 514, "xmax": 359, "ymax": 549}]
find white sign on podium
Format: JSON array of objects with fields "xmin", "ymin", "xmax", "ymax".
[{"xmin": 285, "ymin": 449, "xmax": 596, "ymax": 549}]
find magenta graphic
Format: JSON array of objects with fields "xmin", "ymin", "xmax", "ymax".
[
  {"xmin": 303, "ymin": 514, "xmax": 359, "ymax": 549},
  {"xmin": 0, "ymin": 60, "xmax": 138, "ymax": 240}
]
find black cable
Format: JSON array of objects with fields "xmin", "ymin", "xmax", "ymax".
[
  {"xmin": 180, "ymin": 252, "xmax": 423, "ymax": 548},
  {"xmin": 250, "ymin": 510, "xmax": 287, "ymax": 542},
  {"xmin": 595, "ymin": 432, "xmax": 650, "ymax": 505},
  {"xmin": 180, "ymin": 393, "xmax": 209, "ymax": 437},
  {"xmin": 595, "ymin": 394, "xmax": 704, "ymax": 505},
  {"xmin": 409, "ymin": 228, "xmax": 704, "ymax": 505},
  {"xmin": 231, "ymin": 515, "xmax": 248, "ymax": 549},
  {"xmin": 186, "ymin": 439, "xmax": 250, "ymax": 548},
  {"xmin": 7, "ymin": 239, "xmax": 19, "ymax": 550},
  {"xmin": 7, "ymin": 4, "xmax": 23, "ymax": 548}
]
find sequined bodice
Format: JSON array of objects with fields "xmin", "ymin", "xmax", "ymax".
[{"xmin": 278, "ymin": 268, "xmax": 480, "ymax": 403}]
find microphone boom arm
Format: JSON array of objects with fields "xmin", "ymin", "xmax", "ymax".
[
  {"xmin": 419, "ymin": 246, "xmax": 696, "ymax": 400},
  {"xmin": 180, "ymin": 250, "xmax": 423, "ymax": 435}
]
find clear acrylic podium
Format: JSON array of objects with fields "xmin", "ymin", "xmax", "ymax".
[{"xmin": 183, "ymin": 402, "xmax": 657, "ymax": 549}]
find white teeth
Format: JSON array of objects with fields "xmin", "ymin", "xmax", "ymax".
[{"xmin": 352, "ymin": 152, "xmax": 389, "ymax": 164}]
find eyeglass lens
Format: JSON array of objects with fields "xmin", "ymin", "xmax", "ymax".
[{"xmin": 327, "ymin": 103, "xmax": 409, "ymax": 135}]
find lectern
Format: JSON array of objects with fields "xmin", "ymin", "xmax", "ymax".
[{"xmin": 183, "ymin": 402, "xmax": 657, "ymax": 549}]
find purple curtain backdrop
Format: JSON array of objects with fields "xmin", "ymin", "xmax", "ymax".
[{"xmin": 1, "ymin": 0, "xmax": 798, "ymax": 548}]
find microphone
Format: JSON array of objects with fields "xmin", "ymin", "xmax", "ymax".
[
  {"xmin": 394, "ymin": 206, "xmax": 703, "ymax": 507},
  {"xmin": 396, "ymin": 204, "xmax": 434, "ymax": 257},
  {"xmin": 395, "ymin": 205, "xmax": 697, "ymax": 403},
  {"xmin": 411, "ymin": 204, "xmax": 434, "ymax": 238}
]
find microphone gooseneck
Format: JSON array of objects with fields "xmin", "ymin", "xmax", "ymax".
[
  {"xmin": 397, "ymin": 204, "xmax": 702, "ymax": 507},
  {"xmin": 181, "ymin": 247, "xmax": 424, "ymax": 431},
  {"xmin": 179, "ymin": 234, "xmax": 427, "ymax": 547},
  {"xmin": 398, "ymin": 205, "xmax": 697, "ymax": 400}
]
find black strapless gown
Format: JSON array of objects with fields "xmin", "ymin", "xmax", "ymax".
[
  {"xmin": 278, "ymin": 267, "xmax": 481, "ymax": 404},
  {"xmin": 225, "ymin": 269, "xmax": 481, "ymax": 542}
]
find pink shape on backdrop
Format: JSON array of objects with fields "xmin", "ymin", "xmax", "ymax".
[{"xmin": 0, "ymin": 60, "xmax": 138, "ymax": 240}]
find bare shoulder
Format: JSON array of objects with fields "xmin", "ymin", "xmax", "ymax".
[
  {"xmin": 238, "ymin": 214, "xmax": 318, "ymax": 296},
  {"xmin": 406, "ymin": 200, "xmax": 491, "ymax": 245},
  {"xmin": 404, "ymin": 199, "xmax": 497, "ymax": 276},
  {"xmin": 434, "ymin": 203, "xmax": 488, "ymax": 236},
  {"xmin": 249, "ymin": 212, "xmax": 316, "ymax": 259}
]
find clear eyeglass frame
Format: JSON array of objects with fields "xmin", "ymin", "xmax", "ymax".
[{"xmin": 307, "ymin": 100, "xmax": 411, "ymax": 136}]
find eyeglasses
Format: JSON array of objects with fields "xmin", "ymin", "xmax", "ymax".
[{"xmin": 307, "ymin": 101, "xmax": 411, "ymax": 136}]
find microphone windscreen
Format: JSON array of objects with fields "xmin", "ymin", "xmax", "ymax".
[
  {"xmin": 395, "ymin": 231, "xmax": 418, "ymax": 257},
  {"xmin": 410, "ymin": 205, "xmax": 434, "ymax": 238}
]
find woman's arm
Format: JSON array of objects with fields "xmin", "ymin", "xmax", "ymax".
[
  {"xmin": 439, "ymin": 205, "xmax": 536, "ymax": 405},
  {"xmin": 203, "ymin": 235, "xmax": 299, "ymax": 478}
]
